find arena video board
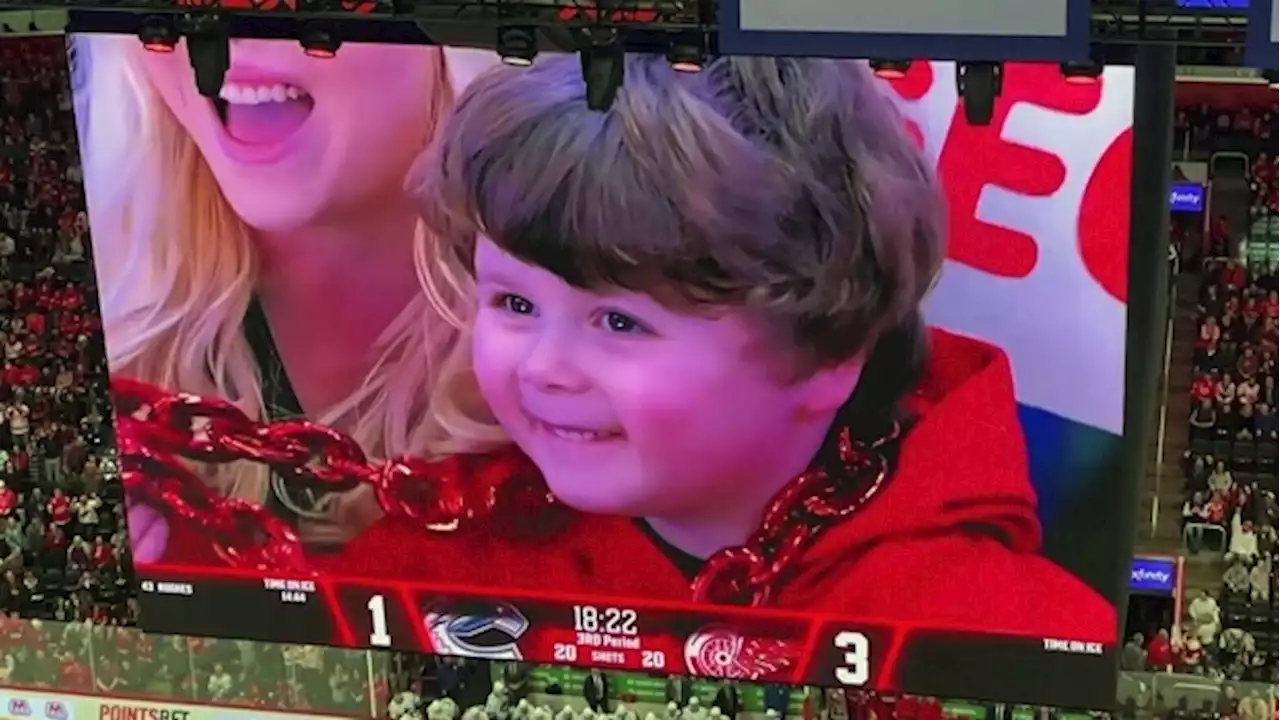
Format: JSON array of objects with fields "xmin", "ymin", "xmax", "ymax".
[{"xmin": 70, "ymin": 37, "xmax": 1136, "ymax": 709}]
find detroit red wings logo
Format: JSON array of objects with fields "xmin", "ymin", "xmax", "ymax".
[
  {"xmin": 881, "ymin": 62, "xmax": 1126, "ymax": 288},
  {"xmin": 877, "ymin": 62, "xmax": 1133, "ymax": 436},
  {"xmin": 682, "ymin": 626, "xmax": 801, "ymax": 680}
]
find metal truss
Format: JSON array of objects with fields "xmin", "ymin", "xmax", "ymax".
[
  {"xmin": 0, "ymin": 0, "xmax": 715, "ymax": 52},
  {"xmin": 0, "ymin": 0, "xmax": 709, "ymax": 26},
  {"xmin": 0, "ymin": 0, "xmax": 1257, "ymax": 55}
]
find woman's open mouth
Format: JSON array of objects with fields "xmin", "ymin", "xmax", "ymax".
[{"xmin": 217, "ymin": 80, "xmax": 315, "ymax": 147}]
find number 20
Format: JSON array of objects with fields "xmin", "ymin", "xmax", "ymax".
[{"xmin": 833, "ymin": 631, "xmax": 870, "ymax": 686}]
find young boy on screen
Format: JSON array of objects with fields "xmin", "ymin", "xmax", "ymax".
[{"xmin": 322, "ymin": 55, "xmax": 1113, "ymax": 640}]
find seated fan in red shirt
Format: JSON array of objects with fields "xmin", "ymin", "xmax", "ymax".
[
  {"xmin": 0, "ymin": 482, "xmax": 16, "ymax": 518},
  {"xmin": 47, "ymin": 488, "xmax": 72, "ymax": 527},
  {"xmin": 91, "ymin": 536, "xmax": 116, "ymax": 568},
  {"xmin": 121, "ymin": 55, "xmax": 1114, "ymax": 642},
  {"xmin": 1190, "ymin": 373, "xmax": 1216, "ymax": 403}
]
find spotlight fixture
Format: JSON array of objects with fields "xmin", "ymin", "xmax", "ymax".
[
  {"xmin": 186, "ymin": 16, "xmax": 230, "ymax": 100},
  {"xmin": 497, "ymin": 25, "xmax": 537, "ymax": 67},
  {"xmin": 956, "ymin": 61, "xmax": 1002, "ymax": 127},
  {"xmin": 666, "ymin": 41, "xmax": 705, "ymax": 73},
  {"xmin": 300, "ymin": 22, "xmax": 341, "ymax": 59},
  {"xmin": 138, "ymin": 14, "xmax": 178, "ymax": 54},
  {"xmin": 869, "ymin": 59, "xmax": 912, "ymax": 80},
  {"xmin": 1060, "ymin": 60, "xmax": 1103, "ymax": 84},
  {"xmin": 580, "ymin": 38, "xmax": 624, "ymax": 112}
]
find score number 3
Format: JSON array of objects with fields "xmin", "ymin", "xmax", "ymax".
[
  {"xmin": 833, "ymin": 631, "xmax": 870, "ymax": 686},
  {"xmin": 368, "ymin": 595, "xmax": 392, "ymax": 647}
]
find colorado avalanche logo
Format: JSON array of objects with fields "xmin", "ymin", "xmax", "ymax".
[
  {"xmin": 682, "ymin": 626, "xmax": 801, "ymax": 680},
  {"xmin": 424, "ymin": 600, "xmax": 531, "ymax": 660}
]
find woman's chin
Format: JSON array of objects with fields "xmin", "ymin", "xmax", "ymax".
[{"xmin": 225, "ymin": 198, "xmax": 326, "ymax": 236}]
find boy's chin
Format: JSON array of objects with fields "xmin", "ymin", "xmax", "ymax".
[{"xmin": 545, "ymin": 479, "xmax": 648, "ymax": 518}]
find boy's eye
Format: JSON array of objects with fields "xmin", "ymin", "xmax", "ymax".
[
  {"xmin": 602, "ymin": 311, "xmax": 647, "ymax": 335},
  {"xmin": 497, "ymin": 293, "xmax": 535, "ymax": 316}
]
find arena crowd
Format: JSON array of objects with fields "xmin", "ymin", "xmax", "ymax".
[{"xmin": 0, "ymin": 34, "xmax": 391, "ymax": 716}]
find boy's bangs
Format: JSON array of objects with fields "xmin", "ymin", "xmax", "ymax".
[{"xmin": 428, "ymin": 56, "xmax": 795, "ymax": 306}]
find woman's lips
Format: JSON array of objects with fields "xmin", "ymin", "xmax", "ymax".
[{"xmin": 218, "ymin": 81, "xmax": 314, "ymax": 146}]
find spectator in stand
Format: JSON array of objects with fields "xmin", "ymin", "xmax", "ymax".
[
  {"xmin": 1121, "ymin": 633, "xmax": 1148, "ymax": 671},
  {"xmin": 1227, "ymin": 517, "xmax": 1259, "ymax": 564},
  {"xmin": 1187, "ymin": 590, "xmax": 1221, "ymax": 647},
  {"xmin": 1147, "ymin": 628, "xmax": 1174, "ymax": 671}
]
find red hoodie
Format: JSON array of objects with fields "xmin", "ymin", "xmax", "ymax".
[{"xmin": 152, "ymin": 330, "xmax": 1114, "ymax": 641}]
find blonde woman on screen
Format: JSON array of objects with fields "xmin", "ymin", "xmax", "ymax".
[{"xmin": 71, "ymin": 35, "xmax": 505, "ymax": 562}]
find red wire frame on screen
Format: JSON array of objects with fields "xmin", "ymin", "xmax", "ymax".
[{"xmin": 113, "ymin": 378, "xmax": 1112, "ymax": 696}]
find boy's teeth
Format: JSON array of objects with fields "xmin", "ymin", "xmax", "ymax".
[
  {"xmin": 217, "ymin": 83, "xmax": 309, "ymax": 105},
  {"xmin": 550, "ymin": 427, "xmax": 602, "ymax": 442}
]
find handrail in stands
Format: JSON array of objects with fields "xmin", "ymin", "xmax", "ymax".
[{"xmin": 1149, "ymin": 267, "xmax": 1180, "ymax": 540}]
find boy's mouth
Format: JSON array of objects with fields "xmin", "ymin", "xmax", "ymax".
[{"xmin": 525, "ymin": 412, "xmax": 624, "ymax": 443}]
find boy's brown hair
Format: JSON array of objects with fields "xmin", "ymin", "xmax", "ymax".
[{"xmin": 414, "ymin": 54, "xmax": 946, "ymax": 375}]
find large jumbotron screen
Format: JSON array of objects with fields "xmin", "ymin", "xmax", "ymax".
[{"xmin": 69, "ymin": 36, "xmax": 1137, "ymax": 708}]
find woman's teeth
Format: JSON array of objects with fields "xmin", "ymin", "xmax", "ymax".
[{"xmin": 217, "ymin": 83, "xmax": 309, "ymax": 106}]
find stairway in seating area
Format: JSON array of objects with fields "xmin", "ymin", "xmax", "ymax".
[
  {"xmin": 1133, "ymin": 274, "xmax": 1197, "ymax": 556},
  {"xmin": 1132, "ymin": 272, "xmax": 1227, "ymax": 596}
]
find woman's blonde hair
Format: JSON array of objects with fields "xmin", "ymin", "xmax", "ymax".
[{"xmin": 71, "ymin": 35, "xmax": 505, "ymax": 533}]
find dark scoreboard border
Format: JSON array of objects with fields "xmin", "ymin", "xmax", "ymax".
[
  {"xmin": 716, "ymin": 0, "xmax": 1092, "ymax": 61},
  {"xmin": 1246, "ymin": 0, "xmax": 1277, "ymax": 70}
]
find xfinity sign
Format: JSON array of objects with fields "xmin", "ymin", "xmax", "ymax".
[
  {"xmin": 1170, "ymin": 183, "xmax": 1205, "ymax": 213},
  {"xmin": 1129, "ymin": 557, "xmax": 1177, "ymax": 595},
  {"xmin": 719, "ymin": 0, "xmax": 1089, "ymax": 61}
]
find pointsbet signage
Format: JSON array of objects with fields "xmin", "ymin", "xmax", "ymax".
[{"xmin": 0, "ymin": 691, "xmax": 335, "ymax": 720}]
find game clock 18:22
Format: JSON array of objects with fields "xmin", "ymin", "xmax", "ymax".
[{"xmin": 572, "ymin": 605, "xmax": 639, "ymax": 637}]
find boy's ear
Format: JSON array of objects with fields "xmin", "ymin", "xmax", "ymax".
[{"xmin": 795, "ymin": 355, "xmax": 865, "ymax": 417}]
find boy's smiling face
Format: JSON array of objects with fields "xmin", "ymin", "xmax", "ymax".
[{"xmin": 471, "ymin": 237, "xmax": 854, "ymax": 554}]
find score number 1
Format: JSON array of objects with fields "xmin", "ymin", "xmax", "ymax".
[{"xmin": 368, "ymin": 595, "xmax": 392, "ymax": 647}]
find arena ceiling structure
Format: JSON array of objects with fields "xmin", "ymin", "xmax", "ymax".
[{"xmin": 0, "ymin": 0, "xmax": 1269, "ymax": 124}]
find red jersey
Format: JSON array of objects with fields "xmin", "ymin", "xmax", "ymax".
[
  {"xmin": 92, "ymin": 542, "xmax": 116, "ymax": 568},
  {"xmin": 57, "ymin": 287, "xmax": 82, "ymax": 312},
  {"xmin": 58, "ymin": 312, "xmax": 82, "ymax": 337},
  {"xmin": 60, "ymin": 658, "xmax": 92, "ymax": 691},
  {"xmin": 48, "ymin": 495, "xmax": 71, "ymax": 525},
  {"xmin": 157, "ymin": 330, "xmax": 1115, "ymax": 641},
  {"xmin": 1191, "ymin": 375, "xmax": 1215, "ymax": 402},
  {"xmin": 24, "ymin": 311, "xmax": 45, "ymax": 336},
  {"xmin": 1146, "ymin": 635, "xmax": 1172, "ymax": 670},
  {"xmin": 0, "ymin": 487, "xmax": 16, "ymax": 516},
  {"xmin": 4, "ymin": 364, "xmax": 35, "ymax": 387},
  {"xmin": 1223, "ymin": 265, "xmax": 1246, "ymax": 290},
  {"xmin": 918, "ymin": 699, "xmax": 943, "ymax": 720}
]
